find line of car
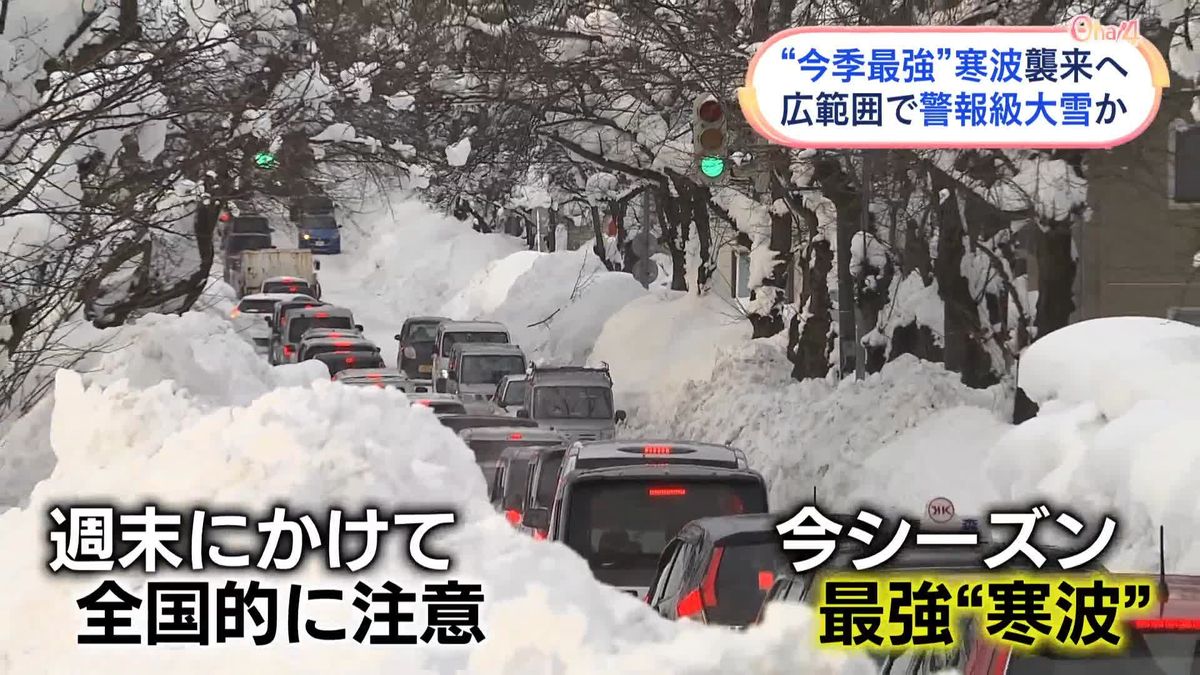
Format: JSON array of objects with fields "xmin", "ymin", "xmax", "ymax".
[{"xmin": 222, "ymin": 206, "xmax": 1200, "ymax": 673}]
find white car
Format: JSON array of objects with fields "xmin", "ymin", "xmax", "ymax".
[{"xmin": 230, "ymin": 293, "xmax": 314, "ymax": 353}]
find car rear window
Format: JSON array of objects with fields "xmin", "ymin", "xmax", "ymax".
[
  {"xmin": 439, "ymin": 417, "xmax": 539, "ymax": 433},
  {"xmin": 238, "ymin": 298, "xmax": 277, "ymax": 313},
  {"xmin": 468, "ymin": 439, "xmax": 560, "ymax": 483},
  {"xmin": 232, "ymin": 217, "xmax": 270, "ymax": 234},
  {"xmin": 564, "ymin": 479, "xmax": 767, "ymax": 576},
  {"xmin": 1006, "ymin": 631, "xmax": 1200, "ymax": 674},
  {"xmin": 533, "ymin": 450, "xmax": 565, "ymax": 507},
  {"xmin": 288, "ymin": 316, "xmax": 354, "ymax": 342},
  {"xmin": 441, "ymin": 331, "xmax": 508, "ymax": 356},
  {"xmin": 709, "ymin": 537, "xmax": 790, "ymax": 626},
  {"xmin": 299, "ymin": 214, "xmax": 337, "ymax": 229},
  {"xmin": 320, "ymin": 353, "xmax": 384, "ymax": 375},
  {"xmin": 262, "ymin": 281, "xmax": 312, "ymax": 295},
  {"xmin": 502, "ymin": 380, "xmax": 527, "ymax": 406},
  {"xmin": 226, "ymin": 235, "xmax": 272, "ymax": 254},
  {"xmin": 501, "ymin": 458, "xmax": 534, "ymax": 510},
  {"xmin": 303, "ymin": 343, "xmax": 376, "ymax": 359}
]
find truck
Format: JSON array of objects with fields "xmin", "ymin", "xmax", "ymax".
[
  {"xmin": 232, "ymin": 249, "xmax": 321, "ymax": 298},
  {"xmin": 291, "ymin": 196, "xmax": 341, "ymax": 254},
  {"xmin": 515, "ymin": 363, "xmax": 626, "ymax": 442}
]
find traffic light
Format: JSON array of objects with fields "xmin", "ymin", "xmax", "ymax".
[
  {"xmin": 254, "ymin": 150, "xmax": 278, "ymax": 170},
  {"xmin": 693, "ymin": 94, "xmax": 728, "ymax": 183}
]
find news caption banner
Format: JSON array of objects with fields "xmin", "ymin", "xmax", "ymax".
[
  {"xmin": 775, "ymin": 500, "xmax": 1158, "ymax": 655},
  {"xmin": 737, "ymin": 15, "xmax": 1169, "ymax": 149},
  {"xmin": 47, "ymin": 505, "xmax": 486, "ymax": 646}
]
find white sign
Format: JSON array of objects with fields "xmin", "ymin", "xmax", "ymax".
[{"xmin": 737, "ymin": 16, "xmax": 1169, "ymax": 149}]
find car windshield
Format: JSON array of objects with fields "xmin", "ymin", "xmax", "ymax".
[
  {"xmin": 1005, "ymin": 631, "xmax": 1200, "ymax": 674},
  {"xmin": 564, "ymin": 479, "xmax": 767, "ymax": 584},
  {"xmin": 502, "ymin": 380, "xmax": 527, "ymax": 406},
  {"xmin": 297, "ymin": 196, "xmax": 334, "ymax": 214},
  {"xmin": 299, "ymin": 214, "xmax": 337, "ymax": 229},
  {"xmin": 288, "ymin": 316, "xmax": 354, "ymax": 342},
  {"xmin": 532, "ymin": 450, "xmax": 565, "ymax": 507},
  {"xmin": 460, "ymin": 355, "xmax": 525, "ymax": 385},
  {"xmin": 709, "ymin": 538, "xmax": 791, "ymax": 626},
  {"xmin": 468, "ymin": 438, "xmax": 561, "ymax": 484},
  {"xmin": 303, "ymin": 343, "xmax": 375, "ymax": 359},
  {"xmin": 226, "ymin": 235, "xmax": 272, "ymax": 254},
  {"xmin": 533, "ymin": 386, "xmax": 613, "ymax": 419},
  {"xmin": 405, "ymin": 322, "xmax": 439, "ymax": 342},
  {"xmin": 442, "ymin": 331, "xmax": 507, "ymax": 355},
  {"xmin": 238, "ymin": 298, "xmax": 277, "ymax": 313},
  {"xmin": 262, "ymin": 280, "xmax": 312, "ymax": 294}
]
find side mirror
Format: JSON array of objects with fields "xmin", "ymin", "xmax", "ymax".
[
  {"xmin": 393, "ymin": 334, "xmax": 402, "ymax": 341},
  {"xmin": 522, "ymin": 508, "xmax": 549, "ymax": 531},
  {"xmin": 615, "ymin": 410, "xmax": 627, "ymax": 424},
  {"xmin": 264, "ymin": 317, "xmax": 272, "ymax": 326},
  {"xmin": 515, "ymin": 409, "xmax": 530, "ymax": 419},
  {"xmin": 314, "ymin": 260, "xmax": 321, "ymax": 270},
  {"xmin": 354, "ymin": 324, "xmax": 364, "ymax": 332}
]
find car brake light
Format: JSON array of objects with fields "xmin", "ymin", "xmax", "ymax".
[
  {"xmin": 643, "ymin": 444, "xmax": 671, "ymax": 455},
  {"xmin": 504, "ymin": 509, "xmax": 521, "ymax": 526},
  {"xmin": 344, "ymin": 356, "xmax": 356, "ymax": 365},
  {"xmin": 315, "ymin": 312, "xmax": 329, "ymax": 318},
  {"xmin": 230, "ymin": 308, "xmax": 241, "ymax": 318},
  {"xmin": 1131, "ymin": 618, "xmax": 1200, "ymax": 631},
  {"xmin": 533, "ymin": 529, "xmax": 547, "ymax": 541},
  {"xmin": 648, "ymin": 487, "xmax": 686, "ymax": 497},
  {"xmin": 416, "ymin": 399, "xmax": 431, "ymax": 406},
  {"xmin": 288, "ymin": 285, "xmax": 298, "ymax": 292},
  {"xmin": 219, "ymin": 212, "xmax": 231, "ymax": 222},
  {"xmin": 676, "ymin": 588, "xmax": 703, "ymax": 619},
  {"xmin": 368, "ymin": 373, "xmax": 382, "ymax": 380},
  {"xmin": 758, "ymin": 570, "xmax": 775, "ymax": 590},
  {"xmin": 333, "ymin": 341, "xmax": 352, "ymax": 347},
  {"xmin": 283, "ymin": 345, "xmax": 294, "ymax": 356},
  {"xmin": 509, "ymin": 432, "xmax": 523, "ymax": 440}
]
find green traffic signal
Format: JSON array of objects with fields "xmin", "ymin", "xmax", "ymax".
[
  {"xmin": 699, "ymin": 155, "xmax": 726, "ymax": 179},
  {"xmin": 254, "ymin": 151, "xmax": 278, "ymax": 170}
]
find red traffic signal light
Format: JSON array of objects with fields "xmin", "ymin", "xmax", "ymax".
[{"xmin": 698, "ymin": 100, "xmax": 724, "ymax": 123}]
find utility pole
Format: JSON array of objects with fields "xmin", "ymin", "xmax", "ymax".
[
  {"xmin": 836, "ymin": 167, "xmax": 857, "ymax": 380},
  {"xmin": 640, "ymin": 189, "xmax": 652, "ymax": 288}
]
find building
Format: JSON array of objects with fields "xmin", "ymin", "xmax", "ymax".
[{"xmin": 1079, "ymin": 75, "xmax": 1200, "ymax": 323}]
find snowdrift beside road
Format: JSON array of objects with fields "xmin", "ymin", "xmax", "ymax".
[
  {"xmin": 986, "ymin": 317, "xmax": 1200, "ymax": 573},
  {"xmin": 0, "ymin": 312, "xmax": 876, "ymax": 674}
]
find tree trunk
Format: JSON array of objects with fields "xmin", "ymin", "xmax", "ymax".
[
  {"xmin": 655, "ymin": 185, "xmax": 689, "ymax": 292},
  {"xmin": 810, "ymin": 155, "xmax": 861, "ymax": 377},
  {"xmin": 789, "ymin": 238, "xmax": 834, "ymax": 380},
  {"xmin": 749, "ymin": 150, "xmax": 795, "ymax": 338},
  {"xmin": 1034, "ymin": 218, "xmax": 1076, "ymax": 338}
]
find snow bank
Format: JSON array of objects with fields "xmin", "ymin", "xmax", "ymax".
[
  {"xmin": 0, "ymin": 313, "xmax": 876, "ymax": 674},
  {"xmin": 984, "ymin": 317, "xmax": 1200, "ymax": 573},
  {"xmin": 450, "ymin": 248, "xmax": 646, "ymax": 365},
  {"xmin": 590, "ymin": 291, "xmax": 752, "ymax": 414},
  {"xmin": 626, "ymin": 338, "xmax": 1009, "ymax": 512}
]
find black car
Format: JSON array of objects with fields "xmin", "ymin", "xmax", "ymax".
[
  {"xmin": 394, "ymin": 316, "xmax": 447, "ymax": 381},
  {"xmin": 645, "ymin": 512, "xmax": 794, "ymax": 628},
  {"xmin": 519, "ymin": 444, "xmax": 568, "ymax": 539},
  {"xmin": 436, "ymin": 415, "xmax": 540, "ymax": 435},
  {"xmin": 489, "ymin": 445, "xmax": 542, "ymax": 521},
  {"xmin": 547, "ymin": 441, "xmax": 768, "ymax": 598}
]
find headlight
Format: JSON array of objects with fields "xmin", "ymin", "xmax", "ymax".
[
  {"xmin": 440, "ymin": 370, "xmax": 448, "ymax": 379},
  {"xmin": 302, "ymin": 233, "xmax": 312, "ymax": 240}
]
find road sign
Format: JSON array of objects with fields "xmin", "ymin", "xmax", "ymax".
[{"xmin": 926, "ymin": 497, "xmax": 955, "ymax": 523}]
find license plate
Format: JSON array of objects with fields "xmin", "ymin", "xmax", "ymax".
[
  {"xmin": 419, "ymin": 365, "xmax": 432, "ymax": 373},
  {"xmin": 314, "ymin": 240, "xmax": 325, "ymax": 246}
]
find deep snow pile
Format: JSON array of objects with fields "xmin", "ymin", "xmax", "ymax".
[
  {"xmin": 985, "ymin": 317, "xmax": 1200, "ymax": 573},
  {"xmin": 617, "ymin": 337, "xmax": 1011, "ymax": 514},
  {"xmin": 0, "ymin": 312, "xmax": 876, "ymax": 674}
]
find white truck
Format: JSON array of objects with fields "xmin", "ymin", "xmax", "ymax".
[{"xmin": 234, "ymin": 249, "xmax": 321, "ymax": 298}]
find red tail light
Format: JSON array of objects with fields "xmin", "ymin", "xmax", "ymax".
[
  {"xmin": 315, "ymin": 312, "xmax": 329, "ymax": 318},
  {"xmin": 676, "ymin": 588, "xmax": 703, "ymax": 619},
  {"xmin": 648, "ymin": 487, "xmax": 687, "ymax": 497},
  {"xmin": 288, "ymin": 285, "xmax": 298, "ymax": 292},
  {"xmin": 509, "ymin": 432, "xmax": 523, "ymax": 440},
  {"xmin": 533, "ymin": 529, "xmax": 547, "ymax": 541},
  {"xmin": 230, "ymin": 308, "xmax": 241, "ymax": 318},
  {"xmin": 758, "ymin": 570, "xmax": 775, "ymax": 590},
  {"xmin": 643, "ymin": 445, "xmax": 671, "ymax": 455},
  {"xmin": 219, "ymin": 212, "xmax": 231, "ymax": 222},
  {"xmin": 344, "ymin": 356, "xmax": 356, "ymax": 365},
  {"xmin": 416, "ymin": 399, "xmax": 431, "ymax": 406},
  {"xmin": 676, "ymin": 547, "xmax": 723, "ymax": 620},
  {"xmin": 333, "ymin": 341, "xmax": 352, "ymax": 347},
  {"xmin": 283, "ymin": 345, "xmax": 294, "ymax": 356},
  {"xmin": 504, "ymin": 509, "xmax": 521, "ymax": 526},
  {"xmin": 1131, "ymin": 618, "xmax": 1200, "ymax": 631},
  {"xmin": 368, "ymin": 373, "xmax": 383, "ymax": 380}
]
